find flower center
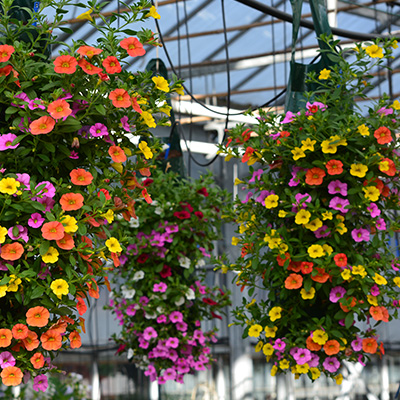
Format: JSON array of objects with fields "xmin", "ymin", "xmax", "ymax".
[{"xmin": 61, "ymin": 62, "xmax": 70, "ymax": 68}]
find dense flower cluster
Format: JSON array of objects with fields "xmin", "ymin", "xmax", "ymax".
[
  {"xmin": 108, "ymin": 171, "xmax": 231, "ymax": 384},
  {"xmin": 217, "ymin": 38, "xmax": 400, "ymax": 382}
]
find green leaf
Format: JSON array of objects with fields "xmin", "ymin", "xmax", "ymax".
[
  {"xmin": 345, "ymin": 312, "xmax": 354, "ymax": 329},
  {"xmin": 78, "ymin": 223, "xmax": 87, "ymax": 235},
  {"xmin": 39, "ymin": 241, "xmax": 50, "ymax": 256},
  {"xmin": 30, "ymin": 286, "xmax": 45, "ymax": 299},
  {"xmin": 95, "ymin": 104, "xmax": 106, "ymax": 115}
]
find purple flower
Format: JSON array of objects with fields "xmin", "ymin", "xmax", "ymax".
[
  {"xmin": 328, "ymin": 180, "xmax": 347, "ymax": 196},
  {"xmin": 33, "ymin": 375, "xmax": 48, "ymax": 392},
  {"xmin": 143, "ymin": 327, "xmax": 158, "ymax": 341},
  {"xmin": 329, "ymin": 286, "xmax": 346, "ymax": 303},
  {"xmin": 351, "ymin": 228, "xmax": 370, "ymax": 242},
  {"xmin": 308, "ymin": 353, "xmax": 320, "ymax": 368},
  {"xmin": 0, "ymin": 352, "xmax": 16, "ymax": 368},
  {"xmin": 165, "ymin": 337, "xmax": 179, "ymax": 348},
  {"xmin": 292, "ymin": 348, "xmax": 311, "ymax": 365},
  {"xmin": 37, "ymin": 196, "xmax": 55, "ymax": 212},
  {"xmin": 28, "ymin": 213, "xmax": 45, "ymax": 228},
  {"xmin": 273, "ymin": 339, "xmax": 286, "ymax": 351},
  {"xmin": 169, "ymin": 311, "xmax": 183, "ymax": 323},
  {"xmin": 370, "ymin": 284, "xmax": 380, "ymax": 296},
  {"xmin": 367, "ymin": 203, "xmax": 381, "ymax": 217},
  {"xmin": 69, "ymin": 150, "xmax": 79, "ymax": 159},
  {"xmin": 89, "ymin": 123, "xmax": 108, "ymax": 137},
  {"xmin": 323, "ymin": 357, "xmax": 340, "ymax": 373},
  {"xmin": 315, "ymin": 225, "xmax": 330, "ymax": 238},
  {"xmin": 351, "ymin": 337, "xmax": 362, "ymax": 351},
  {"xmin": 153, "ymin": 282, "xmax": 167, "ymax": 293},
  {"xmin": 0, "ymin": 133, "xmax": 19, "ymax": 151},
  {"xmin": 376, "ymin": 218, "xmax": 386, "ymax": 231},
  {"xmin": 255, "ymin": 190, "xmax": 271, "ymax": 204},
  {"xmin": 329, "ymin": 196, "xmax": 350, "ymax": 213},
  {"xmin": 0, "ymin": 261, "xmax": 10, "ymax": 271}
]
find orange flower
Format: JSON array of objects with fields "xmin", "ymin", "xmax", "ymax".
[
  {"xmin": 60, "ymin": 192, "xmax": 84, "ymax": 211},
  {"xmin": 0, "ymin": 329, "xmax": 12, "ymax": 347},
  {"xmin": 0, "ymin": 45, "xmax": 15, "ymax": 62},
  {"xmin": 326, "ymin": 159, "xmax": 343, "ymax": 175},
  {"xmin": 78, "ymin": 58, "xmax": 103, "ymax": 75},
  {"xmin": 311, "ymin": 267, "xmax": 330, "ymax": 283},
  {"xmin": 119, "ymin": 37, "xmax": 146, "ymax": 57},
  {"xmin": 362, "ymin": 337, "xmax": 378, "ymax": 354},
  {"xmin": 1, "ymin": 366, "xmax": 23, "ymax": 386},
  {"xmin": 276, "ymin": 252, "xmax": 290, "ymax": 267},
  {"xmin": 287, "ymin": 261, "xmax": 301, "ymax": 272},
  {"xmin": 109, "ymin": 89, "xmax": 131, "ymax": 108},
  {"xmin": 87, "ymin": 279, "xmax": 100, "ymax": 299},
  {"xmin": 53, "ymin": 55, "xmax": 78, "ymax": 74},
  {"xmin": 12, "ymin": 324, "xmax": 28, "ymax": 340},
  {"xmin": 306, "ymin": 335, "xmax": 322, "ymax": 351},
  {"xmin": 0, "ymin": 65, "xmax": 13, "ymax": 77},
  {"xmin": 242, "ymin": 147, "xmax": 254, "ymax": 163},
  {"xmin": 29, "ymin": 116, "xmax": 56, "ymax": 135},
  {"xmin": 22, "ymin": 330, "xmax": 40, "ymax": 351},
  {"xmin": 77, "ymin": 297, "xmax": 87, "ymax": 316},
  {"xmin": 70, "ymin": 168, "xmax": 94, "ymax": 186},
  {"xmin": 56, "ymin": 233, "xmax": 75, "ymax": 250},
  {"xmin": 131, "ymin": 96, "xmax": 142, "ymax": 113},
  {"xmin": 30, "ymin": 352, "xmax": 45, "ymax": 369},
  {"xmin": 305, "ymin": 167, "xmax": 326, "ymax": 185},
  {"xmin": 41, "ymin": 329, "xmax": 62, "ymax": 351},
  {"xmin": 1, "ymin": 242, "xmax": 24, "ymax": 261},
  {"xmin": 41, "ymin": 221, "xmax": 65, "ymax": 240},
  {"xmin": 69, "ymin": 331, "xmax": 82, "ymax": 349},
  {"xmin": 379, "ymin": 157, "xmax": 396, "ymax": 176},
  {"xmin": 370, "ymin": 306, "xmax": 384, "ymax": 321},
  {"xmin": 324, "ymin": 339, "xmax": 340, "ymax": 355},
  {"xmin": 49, "ymin": 321, "xmax": 68, "ymax": 334},
  {"xmin": 334, "ymin": 253, "xmax": 347, "ymax": 267},
  {"xmin": 284, "ymin": 273, "xmax": 303, "ymax": 289},
  {"xmin": 26, "ymin": 306, "xmax": 50, "ymax": 327},
  {"xmin": 108, "ymin": 145, "xmax": 127, "ymax": 163},
  {"xmin": 374, "ymin": 126, "xmax": 392, "ymax": 144},
  {"xmin": 340, "ymin": 296, "xmax": 356, "ymax": 312},
  {"xmin": 47, "ymin": 99, "xmax": 72, "ymax": 119},
  {"xmin": 76, "ymin": 45, "xmax": 103, "ymax": 58},
  {"xmin": 102, "ymin": 56, "xmax": 122, "ymax": 74},
  {"xmin": 300, "ymin": 261, "xmax": 313, "ymax": 274}
]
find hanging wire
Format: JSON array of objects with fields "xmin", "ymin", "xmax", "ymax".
[
  {"xmin": 271, "ymin": 10, "xmax": 278, "ymax": 100},
  {"xmin": 373, "ymin": 0, "xmax": 382, "ymax": 98}
]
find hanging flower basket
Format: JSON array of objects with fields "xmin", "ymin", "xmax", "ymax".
[
  {"xmin": 108, "ymin": 171, "xmax": 231, "ymax": 384},
  {"xmin": 217, "ymin": 37, "xmax": 400, "ymax": 383}
]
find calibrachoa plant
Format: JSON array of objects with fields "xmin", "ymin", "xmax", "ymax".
[
  {"xmin": 0, "ymin": 0, "xmax": 182, "ymax": 389},
  {"xmin": 107, "ymin": 171, "xmax": 231, "ymax": 384},
  {"xmin": 217, "ymin": 37, "xmax": 400, "ymax": 383}
]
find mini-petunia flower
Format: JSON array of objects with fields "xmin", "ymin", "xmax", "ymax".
[
  {"xmin": 0, "ymin": 133, "xmax": 19, "ymax": 151},
  {"xmin": 120, "ymin": 37, "xmax": 146, "ymax": 57}
]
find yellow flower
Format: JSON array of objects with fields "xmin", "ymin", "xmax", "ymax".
[
  {"xmin": 295, "ymin": 363, "xmax": 309, "ymax": 374},
  {"xmin": 279, "ymin": 359, "xmax": 290, "ymax": 370},
  {"xmin": 42, "ymin": 246, "xmax": 59, "ymax": 263},
  {"xmin": 350, "ymin": 163, "xmax": 368, "ymax": 178},
  {"xmin": 310, "ymin": 368, "xmax": 321, "ymax": 380},
  {"xmin": 101, "ymin": 209, "xmax": 114, "ymax": 224},
  {"xmin": 291, "ymin": 147, "xmax": 306, "ymax": 161},
  {"xmin": 312, "ymin": 329, "xmax": 328, "ymax": 345},
  {"xmin": 365, "ymin": 44, "xmax": 383, "ymax": 58},
  {"xmin": 391, "ymin": 40, "xmax": 398, "ymax": 49},
  {"xmin": 363, "ymin": 186, "xmax": 380, "ymax": 202},
  {"xmin": 357, "ymin": 124, "xmax": 370, "ymax": 136},
  {"xmin": 0, "ymin": 226, "xmax": 7, "ymax": 243},
  {"xmin": 0, "ymin": 285, "xmax": 7, "ymax": 298},
  {"xmin": 352, "ymin": 265, "xmax": 367, "ymax": 278},
  {"xmin": 239, "ymin": 224, "xmax": 247, "ymax": 234},
  {"xmin": 264, "ymin": 326, "xmax": 278, "ymax": 338},
  {"xmin": 300, "ymin": 287, "xmax": 315, "ymax": 300},
  {"xmin": 367, "ymin": 295, "xmax": 378, "ymax": 306},
  {"xmin": 321, "ymin": 140, "xmax": 337, "ymax": 154},
  {"xmin": 341, "ymin": 269, "xmax": 351, "ymax": 280},
  {"xmin": 140, "ymin": 111, "xmax": 156, "ymax": 129},
  {"xmin": 336, "ymin": 222, "xmax": 347, "ymax": 235},
  {"xmin": 295, "ymin": 209, "xmax": 311, "ymax": 225},
  {"xmin": 50, "ymin": 279, "xmax": 69, "ymax": 299},
  {"xmin": 335, "ymin": 374, "xmax": 343, "ymax": 385},
  {"xmin": 319, "ymin": 68, "xmax": 331, "ymax": 80},
  {"xmin": 0, "ymin": 177, "xmax": 20, "ymax": 195},
  {"xmin": 106, "ymin": 237, "xmax": 122, "ymax": 253},
  {"xmin": 329, "ymin": 135, "xmax": 347, "ymax": 147},
  {"xmin": 269, "ymin": 306, "xmax": 282, "ymax": 321},
  {"xmin": 263, "ymin": 343, "xmax": 274, "ymax": 356},
  {"xmin": 391, "ymin": 100, "xmax": 400, "ymax": 110},
  {"xmin": 307, "ymin": 244, "xmax": 324, "ymax": 258},
  {"xmin": 301, "ymin": 138, "xmax": 316, "ymax": 151},
  {"xmin": 322, "ymin": 211, "xmax": 333, "ymax": 220},
  {"xmin": 234, "ymin": 178, "xmax": 244, "ymax": 185},
  {"xmin": 248, "ymin": 324, "xmax": 263, "ymax": 338},
  {"xmin": 76, "ymin": 9, "xmax": 93, "ymax": 21},
  {"xmin": 278, "ymin": 242, "xmax": 288, "ymax": 254},
  {"xmin": 394, "ymin": 277, "xmax": 400, "ymax": 287},
  {"xmin": 246, "ymin": 299, "xmax": 256, "ymax": 308},
  {"xmin": 138, "ymin": 141, "xmax": 154, "ymax": 159},
  {"xmin": 270, "ymin": 365, "xmax": 278, "ymax": 376},
  {"xmin": 152, "ymin": 76, "xmax": 170, "ymax": 92},
  {"xmin": 173, "ymin": 84, "xmax": 185, "ymax": 95},
  {"xmin": 255, "ymin": 341, "xmax": 263, "ymax": 352},
  {"xmin": 305, "ymin": 218, "xmax": 322, "ymax": 232},
  {"xmin": 265, "ymin": 195, "xmax": 279, "ymax": 209},
  {"xmin": 379, "ymin": 160, "xmax": 389, "ymax": 171},
  {"xmin": 373, "ymin": 273, "xmax": 387, "ymax": 285},
  {"xmin": 159, "ymin": 105, "xmax": 171, "ymax": 116},
  {"xmin": 267, "ymin": 237, "xmax": 282, "ymax": 249},
  {"xmin": 231, "ymin": 237, "xmax": 240, "ymax": 246},
  {"xmin": 322, "ymin": 244, "xmax": 333, "ymax": 256},
  {"xmin": 7, "ymin": 275, "xmax": 22, "ymax": 292},
  {"xmin": 278, "ymin": 210, "xmax": 287, "ymax": 218},
  {"xmin": 61, "ymin": 215, "xmax": 78, "ymax": 233},
  {"xmin": 147, "ymin": 5, "xmax": 160, "ymax": 19}
]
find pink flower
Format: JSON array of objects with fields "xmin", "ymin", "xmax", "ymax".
[
  {"xmin": 35, "ymin": 181, "xmax": 56, "ymax": 198},
  {"xmin": 28, "ymin": 98, "xmax": 46, "ymax": 110},
  {"xmin": 327, "ymin": 180, "xmax": 347, "ymax": 196},
  {"xmin": 8, "ymin": 225, "xmax": 29, "ymax": 242},
  {"xmin": 169, "ymin": 311, "xmax": 183, "ymax": 323},
  {"xmin": 367, "ymin": 203, "xmax": 381, "ymax": 217},
  {"xmin": 153, "ymin": 282, "xmax": 167, "ymax": 293},
  {"xmin": 329, "ymin": 196, "xmax": 350, "ymax": 213},
  {"xmin": 126, "ymin": 304, "xmax": 136, "ymax": 316},
  {"xmin": 28, "ymin": 213, "xmax": 45, "ymax": 228},
  {"xmin": 305, "ymin": 101, "xmax": 327, "ymax": 115},
  {"xmin": 273, "ymin": 339, "xmax": 286, "ymax": 351},
  {"xmin": 176, "ymin": 322, "xmax": 188, "ymax": 332},
  {"xmin": 89, "ymin": 123, "xmax": 108, "ymax": 137},
  {"xmin": 371, "ymin": 284, "xmax": 380, "ymax": 296},
  {"xmin": 157, "ymin": 315, "xmax": 167, "ymax": 324},
  {"xmin": 351, "ymin": 228, "xmax": 370, "ymax": 242},
  {"xmin": 165, "ymin": 337, "xmax": 179, "ymax": 348},
  {"xmin": 281, "ymin": 111, "xmax": 296, "ymax": 124},
  {"xmin": 69, "ymin": 150, "xmax": 79, "ymax": 159},
  {"xmin": 329, "ymin": 286, "xmax": 346, "ymax": 303},
  {"xmin": 292, "ymin": 348, "xmax": 311, "ymax": 365},
  {"xmin": 120, "ymin": 116, "xmax": 131, "ymax": 132},
  {"xmin": 33, "ymin": 375, "xmax": 48, "ymax": 392},
  {"xmin": 351, "ymin": 337, "xmax": 362, "ymax": 351},
  {"xmin": 143, "ymin": 327, "xmax": 158, "ymax": 341},
  {"xmin": 0, "ymin": 352, "xmax": 16, "ymax": 368},
  {"xmin": 377, "ymin": 107, "xmax": 393, "ymax": 116},
  {"xmin": 323, "ymin": 357, "xmax": 340, "ymax": 373},
  {"xmin": 16, "ymin": 173, "xmax": 30, "ymax": 189},
  {"xmin": 0, "ymin": 133, "xmax": 19, "ymax": 150},
  {"xmin": 375, "ymin": 218, "xmax": 386, "ymax": 231},
  {"xmin": 308, "ymin": 353, "xmax": 320, "ymax": 368}
]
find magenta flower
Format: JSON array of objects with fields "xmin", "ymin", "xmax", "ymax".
[
  {"xmin": 292, "ymin": 348, "xmax": 311, "ymax": 365},
  {"xmin": 165, "ymin": 225, "xmax": 179, "ymax": 234},
  {"xmin": 177, "ymin": 359, "xmax": 190, "ymax": 373},
  {"xmin": 0, "ymin": 133, "xmax": 19, "ymax": 151},
  {"xmin": 89, "ymin": 123, "xmax": 108, "ymax": 137},
  {"xmin": 308, "ymin": 353, "xmax": 320, "ymax": 368},
  {"xmin": 329, "ymin": 286, "xmax": 346, "ymax": 303},
  {"xmin": 351, "ymin": 337, "xmax": 362, "ymax": 351},
  {"xmin": 375, "ymin": 218, "xmax": 386, "ymax": 231},
  {"xmin": 143, "ymin": 327, "xmax": 158, "ymax": 341},
  {"xmin": 329, "ymin": 196, "xmax": 350, "ymax": 213},
  {"xmin": 126, "ymin": 304, "xmax": 136, "ymax": 316},
  {"xmin": 0, "ymin": 352, "xmax": 16, "ymax": 368},
  {"xmin": 37, "ymin": 196, "xmax": 55, "ymax": 212},
  {"xmin": 377, "ymin": 107, "xmax": 393, "ymax": 116},
  {"xmin": 371, "ymin": 284, "xmax": 380, "ymax": 296},
  {"xmin": 120, "ymin": 116, "xmax": 131, "ymax": 132},
  {"xmin": 138, "ymin": 337, "xmax": 150, "ymax": 349},
  {"xmin": 194, "ymin": 361, "xmax": 206, "ymax": 371},
  {"xmin": 273, "ymin": 339, "xmax": 286, "ymax": 351},
  {"xmin": 157, "ymin": 315, "xmax": 167, "ymax": 324},
  {"xmin": 153, "ymin": 281, "xmax": 167, "ymax": 293},
  {"xmin": 16, "ymin": 173, "xmax": 30, "ymax": 189},
  {"xmin": 69, "ymin": 150, "xmax": 79, "ymax": 159},
  {"xmin": 367, "ymin": 203, "xmax": 381, "ymax": 217},
  {"xmin": 169, "ymin": 311, "xmax": 183, "ymax": 323},
  {"xmin": 306, "ymin": 101, "xmax": 327, "ymax": 115},
  {"xmin": 249, "ymin": 169, "xmax": 263, "ymax": 183},
  {"xmin": 281, "ymin": 111, "xmax": 296, "ymax": 124},
  {"xmin": 28, "ymin": 213, "xmax": 45, "ymax": 228},
  {"xmin": 165, "ymin": 337, "xmax": 179, "ymax": 348},
  {"xmin": 315, "ymin": 225, "xmax": 330, "ymax": 238},
  {"xmin": 8, "ymin": 225, "xmax": 29, "ymax": 242},
  {"xmin": 33, "ymin": 375, "xmax": 48, "ymax": 392},
  {"xmin": 176, "ymin": 322, "xmax": 188, "ymax": 332},
  {"xmin": 323, "ymin": 357, "xmax": 340, "ymax": 373},
  {"xmin": 328, "ymin": 180, "xmax": 347, "ymax": 196},
  {"xmin": 164, "ymin": 368, "xmax": 177, "ymax": 381},
  {"xmin": 193, "ymin": 329, "xmax": 205, "ymax": 345},
  {"xmin": 35, "ymin": 181, "xmax": 56, "ymax": 198},
  {"xmin": 28, "ymin": 98, "xmax": 46, "ymax": 110},
  {"xmin": 351, "ymin": 228, "xmax": 370, "ymax": 242}
]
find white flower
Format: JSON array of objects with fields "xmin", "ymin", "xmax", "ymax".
[
  {"xmin": 186, "ymin": 288, "xmax": 195, "ymax": 300},
  {"xmin": 150, "ymin": 200, "xmax": 158, "ymax": 206},
  {"xmin": 133, "ymin": 271, "xmax": 145, "ymax": 281},
  {"xmin": 127, "ymin": 348, "xmax": 134, "ymax": 360},
  {"xmin": 144, "ymin": 311, "xmax": 157, "ymax": 319},
  {"xmin": 121, "ymin": 285, "xmax": 135, "ymax": 299},
  {"xmin": 129, "ymin": 217, "xmax": 139, "ymax": 228},
  {"xmin": 179, "ymin": 256, "xmax": 191, "ymax": 269},
  {"xmin": 157, "ymin": 306, "xmax": 165, "ymax": 314},
  {"xmin": 175, "ymin": 297, "xmax": 185, "ymax": 306},
  {"xmin": 195, "ymin": 259, "xmax": 206, "ymax": 268},
  {"xmin": 154, "ymin": 207, "xmax": 163, "ymax": 215}
]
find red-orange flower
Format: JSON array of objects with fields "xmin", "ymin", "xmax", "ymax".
[
  {"xmin": 40, "ymin": 329, "xmax": 62, "ymax": 351},
  {"xmin": 340, "ymin": 296, "xmax": 356, "ymax": 312},
  {"xmin": 77, "ymin": 45, "xmax": 103, "ymax": 58},
  {"xmin": 324, "ymin": 339, "xmax": 340, "ymax": 355},
  {"xmin": 284, "ymin": 273, "xmax": 303, "ymax": 289},
  {"xmin": 369, "ymin": 306, "xmax": 384, "ymax": 321},
  {"xmin": 305, "ymin": 167, "xmax": 326, "ymax": 185},
  {"xmin": 362, "ymin": 337, "xmax": 378, "ymax": 354},
  {"xmin": 56, "ymin": 233, "xmax": 75, "ymax": 250},
  {"xmin": 60, "ymin": 192, "xmax": 84, "ymax": 211},
  {"xmin": 70, "ymin": 168, "xmax": 94, "ymax": 186},
  {"xmin": 1, "ymin": 366, "xmax": 23, "ymax": 386},
  {"xmin": 374, "ymin": 126, "xmax": 392, "ymax": 144},
  {"xmin": 131, "ymin": 96, "xmax": 142, "ymax": 113},
  {"xmin": 311, "ymin": 267, "xmax": 330, "ymax": 283},
  {"xmin": 326, "ymin": 159, "xmax": 343, "ymax": 175},
  {"xmin": 12, "ymin": 324, "xmax": 28, "ymax": 340},
  {"xmin": 109, "ymin": 89, "xmax": 131, "ymax": 108},
  {"xmin": 41, "ymin": 221, "xmax": 65, "ymax": 240},
  {"xmin": 102, "ymin": 56, "xmax": 122, "ymax": 74},
  {"xmin": 53, "ymin": 55, "xmax": 78, "ymax": 74},
  {"xmin": 242, "ymin": 147, "xmax": 254, "ymax": 163},
  {"xmin": 300, "ymin": 261, "xmax": 313, "ymax": 274},
  {"xmin": 276, "ymin": 252, "xmax": 290, "ymax": 267},
  {"xmin": 77, "ymin": 297, "xmax": 87, "ymax": 316},
  {"xmin": 0, "ymin": 242, "xmax": 24, "ymax": 261},
  {"xmin": 379, "ymin": 157, "xmax": 396, "ymax": 176},
  {"xmin": 87, "ymin": 279, "xmax": 100, "ymax": 299},
  {"xmin": 0, "ymin": 329, "xmax": 12, "ymax": 347},
  {"xmin": 22, "ymin": 330, "xmax": 40, "ymax": 351},
  {"xmin": 30, "ymin": 352, "xmax": 45, "ymax": 369},
  {"xmin": 26, "ymin": 306, "xmax": 50, "ymax": 327},
  {"xmin": 334, "ymin": 253, "xmax": 347, "ymax": 267},
  {"xmin": 108, "ymin": 145, "xmax": 127, "ymax": 163},
  {"xmin": 0, "ymin": 44, "xmax": 15, "ymax": 63},
  {"xmin": 69, "ymin": 331, "xmax": 82, "ymax": 349},
  {"xmin": 0, "ymin": 65, "xmax": 13, "ymax": 77},
  {"xmin": 47, "ymin": 99, "xmax": 72, "ymax": 119},
  {"xmin": 306, "ymin": 336, "xmax": 322, "ymax": 351},
  {"xmin": 29, "ymin": 116, "xmax": 55, "ymax": 135},
  {"xmin": 78, "ymin": 58, "xmax": 103, "ymax": 75},
  {"xmin": 119, "ymin": 37, "xmax": 145, "ymax": 57}
]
